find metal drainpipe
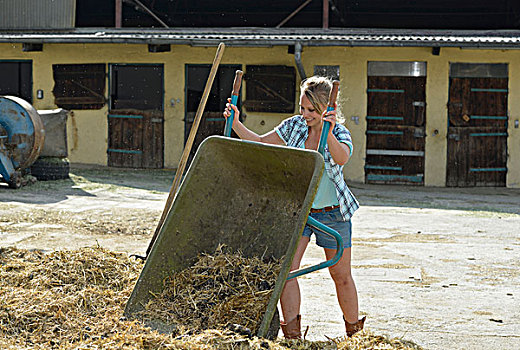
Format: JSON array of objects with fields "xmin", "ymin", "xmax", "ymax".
[{"xmin": 294, "ymin": 42, "xmax": 307, "ymax": 80}]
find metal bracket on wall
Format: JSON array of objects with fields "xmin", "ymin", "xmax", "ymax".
[
  {"xmin": 413, "ymin": 128, "xmax": 426, "ymax": 138},
  {"xmin": 448, "ymin": 134, "xmax": 460, "ymax": 141},
  {"xmin": 366, "ymin": 149, "xmax": 424, "ymax": 157}
]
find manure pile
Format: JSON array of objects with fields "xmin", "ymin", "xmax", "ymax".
[
  {"xmin": 138, "ymin": 245, "xmax": 281, "ymax": 334},
  {"xmin": 0, "ymin": 247, "xmax": 421, "ymax": 350}
]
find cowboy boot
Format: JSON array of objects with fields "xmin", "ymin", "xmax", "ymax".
[
  {"xmin": 280, "ymin": 314, "xmax": 301, "ymax": 339},
  {"xmin": 344, "ymin": 316, "xmax": 366, "ymax": 337}
]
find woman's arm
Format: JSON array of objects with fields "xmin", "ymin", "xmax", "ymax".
[
  {"xmin": 224, "ymin": 100, "xmax": 284, "ymax": 145},
  {"xmin": 327, "ymin": 134, "xmax": 350, "ymax": 166},
  {"xmin": 322, "ymin": 109, "xmax": 350, "ymax": 166}
]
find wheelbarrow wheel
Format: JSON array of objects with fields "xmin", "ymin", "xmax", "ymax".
[{"xmin": 7, "ymin": 171, "xmax": 22, "ymax": 189}]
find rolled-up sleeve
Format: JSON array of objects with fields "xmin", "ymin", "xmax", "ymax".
[
  {"xmin": 334, "ymin": 125, "xmax": 354, "ymax": 157},
  {"xmin": 274, "ymin": 119, "xmax": 293, "ymax": 145}
]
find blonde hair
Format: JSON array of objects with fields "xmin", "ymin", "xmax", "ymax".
[{"xmin": 300, "ymin": 76, "xmax": 345, "ymax": 123}]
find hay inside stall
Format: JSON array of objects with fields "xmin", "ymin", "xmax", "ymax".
[{"xmin": 0, "ymin": 247, "xmax": 422, "ymax": 350}]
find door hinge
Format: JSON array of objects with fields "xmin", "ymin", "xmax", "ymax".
[
  {"xmin": 448, "ymin": 134, "xmax": 460, "ymax": 141},
  {"xmin": 413, "ymin": 128, "xmax": 426, "ymax": 138}
]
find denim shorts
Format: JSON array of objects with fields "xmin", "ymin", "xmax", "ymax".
[{"xmin": 302, "ymin": 208, "xmax": 352, "ymax": 249}]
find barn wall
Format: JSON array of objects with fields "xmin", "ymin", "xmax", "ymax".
[
  {"xmin": 300, "ymin": 46, "xmax": 520, "ymax": 187},
  {"xmin": 0, "ymin": 43, "xmax": 518, "ymax": 187}
]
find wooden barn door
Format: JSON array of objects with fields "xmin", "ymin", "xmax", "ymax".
[
  {"xmin": 185, "ymin": 64, "xmax": 241, "ymax": 166},
  {"xmin": 447, "ymin": 63, "xmax": 508, "ymax": 187},
  {"xmin": 108, "ymin": 64, "xmax": 164, "ymax": 168},
  {"xmin": 365, "ymin": 62, "xmax": 426, "ymax": 185}
]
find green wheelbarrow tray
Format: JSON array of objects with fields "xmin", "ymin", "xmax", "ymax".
[{"xmin": 124, "ymin": 135, "xmax": 342, "ymax": 338}]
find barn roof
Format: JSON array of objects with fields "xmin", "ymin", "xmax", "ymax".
[{"xmin": 2, "ymin": 28, "xmax": 520, "ymax": 48}]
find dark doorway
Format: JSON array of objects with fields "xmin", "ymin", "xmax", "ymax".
[
  {"xmin": 447, "ymin": 63, "xmax": 508, "ymax": 187},
  {"xmin": 0, "ymin": 61, "xmax": 32, "ymax": 103},
  {"xmin": 108, "ymin": 64, "xmax": 164, "ymax": 168},
  {"xmin": 185, "ymin": 64, "xmax": 242, "ymax": 165}
]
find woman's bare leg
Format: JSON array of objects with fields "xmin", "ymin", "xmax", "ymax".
[
  {"xmin": 280, "ymin": 236, "xmax": 310, "ymax": 323},
  {"xmin": 324, "ymin": 247, "xmax": 359, "ymax": 323}
]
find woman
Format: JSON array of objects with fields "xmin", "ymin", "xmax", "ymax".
[{"xmin": 223, "ymin": 76, "xmax": 365, "ymax": 339}]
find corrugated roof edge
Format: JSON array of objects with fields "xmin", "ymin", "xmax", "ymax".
[{"xmin": 1, "ymin": 27, "xmax": 520, "ymax": 48}]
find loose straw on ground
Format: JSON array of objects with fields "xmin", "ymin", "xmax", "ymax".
[{"xmin": 0, "ymin": 247, "xmax": 422, "ymax": 350}]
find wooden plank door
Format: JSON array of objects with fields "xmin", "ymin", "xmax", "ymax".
[
  {"xmin": 365, "ymin": 76, "xmax": 426, "ymax": 185},
  {"xmin": 185, "ymin": 64, "xmax": 242, "ymax": 166},
  {"xmin": 108, "ymin": 64, "xmax": 164, "ymax": 168},
  {"xmin": 447, "ymin": 77, "xmax": 508, "ymax": 187}
]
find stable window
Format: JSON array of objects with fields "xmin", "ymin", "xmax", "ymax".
[
  {"xmin": 52, "ymin": 64, "xmax": 106, "ymax": 109},
  {"xmin": 244, "ymin": 65, "xmax": 295, "ymax": 113},
  {"xmin": 0, "ymin": 61, "xmax": 32, "ymax": 102},
  {"xmin": 314, "ymin": 65, "xmax": 340, "ymax": 80},
  {"xmin": 109, "ymin": 64, "xmax": 163, "ymax": 111}
]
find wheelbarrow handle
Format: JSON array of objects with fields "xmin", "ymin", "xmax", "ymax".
[
  {"xmin": 224, "ymin": 70, "xmax": 243, "ymax": 137},
  {"xmin": 317, "ymin": 80, "xmax": 340, "ymax": 155},
  {"xmin": 286, "ymin": 215, "xmax": 344, "ymax": 280}
]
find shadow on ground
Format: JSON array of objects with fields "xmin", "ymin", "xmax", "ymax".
[
  {"xmin": 350, "ymin": 182, "xmax": 520, "ymax": 215},
  {"xmin": 1, "ymin": 164, "xmax": 519, "ymax": 215},
  {"xmin": 68, "ymin": 164, "xmax": 175, "ymax": 192},
  {"xmin": 0, "ymin": 164, "xmax": 174, "ymax": 205},
  {"xmin": 0, "ymin": 176, "xmax": 95, "ymax": 204}
]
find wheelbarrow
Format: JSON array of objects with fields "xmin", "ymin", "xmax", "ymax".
[{"xmin": 124, "ymin": 74, "xmax": 343, "ymax": 338}]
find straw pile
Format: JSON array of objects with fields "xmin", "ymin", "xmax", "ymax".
[
  {"xmin": 138, "ymin": 245, "xmax": 281, "ymax": 334},
  {"xmin": 0, "ymin": 247, "xmax": 142, "ymax": 349},
  {"xmin": 0, "ymin": 247, "xmax": 422, "ymax": 350}
]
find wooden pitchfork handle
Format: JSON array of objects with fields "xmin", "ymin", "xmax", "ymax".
[{"xmin": 133, "ymin": 43, "xmax": 226, "ymax": 261}]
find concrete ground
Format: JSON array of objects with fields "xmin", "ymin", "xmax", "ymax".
[
  {"xmin": 300, "ymin": 184, "xmax": 520, "ymax": 350},
  {"xmin": 1, "ymin": 165, "xmax": 519, "ymax": 350}
]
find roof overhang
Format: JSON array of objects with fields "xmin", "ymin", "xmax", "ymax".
[{"xmin": 1, "ymin": 27, "xmax": 520, "ymax": 49}]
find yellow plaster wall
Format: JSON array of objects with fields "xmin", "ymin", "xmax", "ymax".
[
  {"xmin": 1, "ymin": 43, "xmax": 519, "ymax": 187},
  {"xmin": 0, "ymin": 44, "xmax": 301, "ymax": 167}
]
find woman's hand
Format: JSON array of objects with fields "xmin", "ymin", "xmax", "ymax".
[
  {"xmin": 322, "ymin": 103, "xmax": 349, "ymax": 165},
  {"xmin": 322, "ymin": 103, "xmax": 337, "ymax": 134},
  {"xmin": 221, "ymin": 99, "xmax": 283, "ymax": 145},
  {"xmin": 223, "ymin": 98, "xmax": 240, "ymax": 127}
]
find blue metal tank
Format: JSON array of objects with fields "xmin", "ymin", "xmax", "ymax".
[{"xmin": 0, "ymin": 95, "xmax": 45, "ymax": 188}]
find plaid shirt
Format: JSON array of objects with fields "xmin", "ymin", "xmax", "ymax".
[{"xmin": 275, "ymin": 115, "xmax": 359, "ymax": 221}]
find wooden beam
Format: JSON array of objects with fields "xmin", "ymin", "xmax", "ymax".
[
  {"xmin": 323, "ymin": 0, "xmax": 329, "ymax": 28},
  {"xmin": 115, "ymin": 0, "xmax": 122, "ymax": 28},
  {"xmin": 366, "ymin": 149, "xmax": 425, "ymax": 157},
  {"xmin": 132, "ymin": 0, "xmax": 169, "ymax": 28},
  {"xmin": 276, "ymin": 0, "xmax": 313, "ymax": 28}
]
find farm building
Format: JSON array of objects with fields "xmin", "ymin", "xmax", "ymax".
[{"xmin": 1, "ymin": 0, "xmax": 520, "ymax": 187}]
